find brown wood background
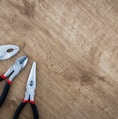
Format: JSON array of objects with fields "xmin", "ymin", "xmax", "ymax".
[{"xmin": 0, "ymin": 0, "xmax": 118, "ymax": 119}]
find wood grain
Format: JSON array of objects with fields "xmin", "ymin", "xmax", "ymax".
[{"xmin": 0, "ymin": 0, "xmax": 118, "ymax": 119}]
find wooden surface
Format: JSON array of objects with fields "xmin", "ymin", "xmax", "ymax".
[{"xmin": 0, "ymin": 0, "xmax": 118, "ymax": 119}]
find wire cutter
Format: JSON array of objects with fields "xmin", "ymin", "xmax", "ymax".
[
  {"xmin": 0, "ymin": 56, "xmax": 28, "ymax": 106},
  {"xmin": 0, "ymin": 44, "xmax": 19, "ymax": 60},
  {"xmin": 13, "ymin": 62, "xmax": 39, "ymax": 119}
]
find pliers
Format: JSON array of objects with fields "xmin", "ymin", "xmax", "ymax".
[
  {"xmin": 0, "ymin": 56, "xmax": 28, "ymax": 106},
  {"xmin": 0, "ymin": 44, "xmax": 19, "ymax": 60},
  {"xmin": 13, "ymin": 62, "xmax": 39, "ymax": 119}
]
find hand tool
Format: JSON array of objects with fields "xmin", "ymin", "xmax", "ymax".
[
  {"xmin": 0, "ymin": 56, "xmax": 28, "ymax": 106},
  {"xmin": 13, "ymin": 62, "xmax": 39, "ymax": 119},
  {"xmin": 0, "ymin": 45, "xmax": 19, "ymax": 60}
]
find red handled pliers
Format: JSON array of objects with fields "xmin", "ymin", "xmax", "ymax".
[
  {"xmin": 13, "ymin": 62, "xmax": 39, "ymax": 119},
  {"xmin": 0, "ymin": 56, "xmax": 28, "ymax": 106}
]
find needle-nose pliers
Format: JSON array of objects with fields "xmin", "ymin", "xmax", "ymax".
[{"xmin": 13, "ymin": 62, "xmax": 39, "ymax": 119}]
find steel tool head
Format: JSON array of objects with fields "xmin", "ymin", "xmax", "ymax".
[
  {"xmin": 16, "ymin": 56, "xmax": 28, "ymax": 69},
  {"xmin": 27, "ymin": 62, "xmax": 36, "ymax": 92},
  {"xmin": 0, "ymin": 45, "xmax": 19, "ymax": 60},
  {"xmin": 24, "ymin": 62, "xmax": 36, "ymax": 101},
  {"xmin": 4, "ymin": 56, "xmax": 28, "ymax": 81}
]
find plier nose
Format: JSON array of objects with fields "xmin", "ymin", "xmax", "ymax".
[
  {"xmin": 16, "ymin": 56, "xmax": 28, "ymax": 69},
  {"xmin": 3, "ymin": 56, "xmax": 28, "ymax": 82}
]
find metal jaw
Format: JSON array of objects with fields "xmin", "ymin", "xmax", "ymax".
[
  {"xmin": 0, "ymin": 45, "xmax": 19, "ymax": 60},
  {"xmin": 24, "ymin": 62, "xmax": 36, "ymax": 101},
  {"xmin": 4, "ymin": 56, "xmax": 28, "ymax": 81}
]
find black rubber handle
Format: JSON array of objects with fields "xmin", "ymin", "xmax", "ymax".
[
  {"xmin": 13, "ymin": 102, "xmax": 39, "ymax": 119},
  {"xmin": 30, "ymin": 103, "xmax": 39, "ymax": 119},
  {"xmin": 13, "ymin": 102, "xmax": 26, "ymax": 119},
  {"xmin": 0, "ymin": 77, "xmax": 4, "ymax": 81},
  {"xmin": 0, "ymin": 82, "xmax": 10, "ymax": 106}
]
